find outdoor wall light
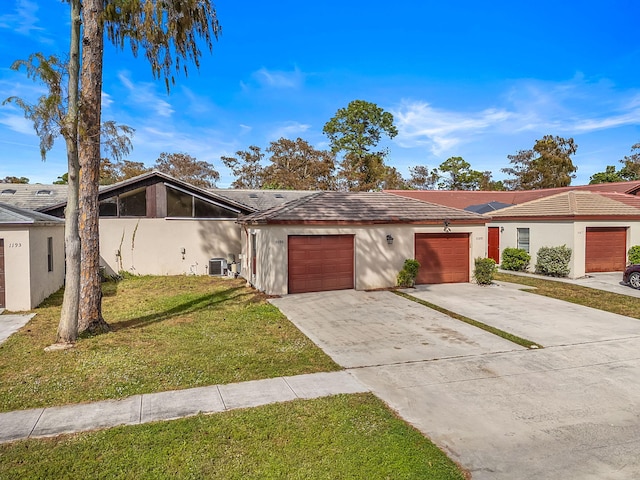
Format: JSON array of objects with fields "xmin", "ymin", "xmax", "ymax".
[
  {"xmin": 443, "ymin": 219, "xmax": 451, "ymax": 232},
  {"xmin": 500, "ymin": 226, "xmax": 505, "ymax": 233},
  {"xmin": 386, "ymin": 234, "xmax": 394, "ymax": 245}
]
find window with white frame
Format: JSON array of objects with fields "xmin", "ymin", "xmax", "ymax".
[
  {"xmin": 517, "ymin": 228, "xmax": 530, "ymax": 253},
  {"xmin": 47, "ymin": 237, "xmax": 54, "ymax": 272}
]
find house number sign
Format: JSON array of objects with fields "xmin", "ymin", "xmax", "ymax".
[{"xmin": 8, "ymin": 242, "xmax": 22, "ymax": 248}]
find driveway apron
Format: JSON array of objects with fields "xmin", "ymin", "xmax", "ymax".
[{"xmin": 272, "ymin": 287, "xmax": 640, "ymax": 480}]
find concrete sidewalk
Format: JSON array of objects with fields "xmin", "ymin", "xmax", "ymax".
[
  {"xmin": 0, "ymin": 370, "xmax": 368, "ymax": 444},
  {"xmin": 0, "ymin": 312, "xmax": 35, "ymax": 344}
]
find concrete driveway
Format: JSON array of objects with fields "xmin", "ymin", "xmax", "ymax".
[{"xmin": 272, "ymin": 285, "xmax": 640, "ymax": 480}]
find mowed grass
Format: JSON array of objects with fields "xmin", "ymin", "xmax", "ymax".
[
  {"xmin": 495, "ymin": 272, "xmax": 640, "ymax": 319},
  {"xmin": 0, "ymin": 275, "xmax": 339, "ymax": 412},
  {"xmin": 0, "ymin": 393, "xmax": 467, "ymax": 480}
]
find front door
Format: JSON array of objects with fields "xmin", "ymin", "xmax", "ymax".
[{"xmin": 488, "ymin": 227, "xmax": 500, "ymax": 263}]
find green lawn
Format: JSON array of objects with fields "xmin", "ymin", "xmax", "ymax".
[
  {"xmin": 495, "ymin": 272, "xmax": 640, "ymax": 319},
  {"xmin": 0, "ymin": 275, "xmax": 339, "ymax": 411},
  {"xmin": 0, "ymin": 393, "xmax": 467, "ymax": 480}
]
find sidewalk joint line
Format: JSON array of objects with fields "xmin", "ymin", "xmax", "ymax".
[
  {"xmin": 216, "ymin": 385, "xmax": 227, "ymax": 411},
  {"xmin": 282, "ymin": 377, "xmax": 299, "ymax": 399},
  {"xmin": 28, "ymin": 408, "xmax": 46, "ymax": 439}
]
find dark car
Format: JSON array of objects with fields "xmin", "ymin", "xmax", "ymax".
[{"xmin": 623, "ymin": 264, "xmax": 640, "ymax": 289}]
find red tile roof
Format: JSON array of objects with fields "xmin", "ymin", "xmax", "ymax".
[{"xmin": 385, "ymin": 181, "xmax": 640, "ymax": 210}]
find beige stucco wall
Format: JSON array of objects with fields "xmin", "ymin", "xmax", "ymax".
[
  {"xmin": 1, "ymin": 224, "xmax": 64, "ymax": 311},
  {"xmin": 489, "ymin": 220, "xmax": 640, "ymax": 278},
  {"xmin": 99, "ymin": 218, "xmax": 242, "ymax": 276},
  {"xmin": 1, "ymin": 229, "xmax": 30, "ymax": 311},
  {"xmin": 242, "ymin": 223, "xmax": 487, "ymax": 296}
]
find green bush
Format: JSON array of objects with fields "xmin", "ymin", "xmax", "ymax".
[
  {"xmin": 628, "ymin": 245, "xmax": 640, "ymax": 264},
  {"xmin": 473, "ymin": 257, "xmax": 497, "ymax": 285},
  {"xmin": 397, "ymin": 259, "xmax": 421, "ymax": 287},
  {"xmin": 501, "ymin": 247, "xmax": 531, "ymax": 271},
  {"xmin": 535, "ymin": 245, "xmax": 572, "ymax": 277}
]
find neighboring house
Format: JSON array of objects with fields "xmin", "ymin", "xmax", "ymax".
[
  {"xmin": 385, "ymin": 180, "xmax": 640, "ymax": 210},
  {"xmin": 487, "ymin": 191, "xmax": 640, "ymax": 278},
  {"xmin": 237, "ymin": 191, "xmax": 489, "ymax": 296},
  {"xmin": 39, "ymin": 171, "xmax": 256, "ymax": 277},
  {"xmin": 0, "ymin": 203, "xmax": 64, "ymax": 310}
]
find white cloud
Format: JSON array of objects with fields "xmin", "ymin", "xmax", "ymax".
[
  {"xmin": 0, "ymin": 113, "xmax": 36, "ymax": 135},
  {"xmin": 392, "ymin": 76, "xmax": 640, "ymax": 156},
  {"xmin": 392, "ymin": 101, "xmax": 513, "ymax": 154},
  {"xmin": 117, "ymin": 71, "xmax": 174, "ymax": 118},
  {"xmin": 0, "ymin": 0, "xmax": 45, "ymax": 41},
  {"xmin": 252, "ymin": 67, "xmax": 304, "ymax": 89},
  {"xmin": 268, "ymin": 121, "xmax": 311, "ymax": 140}
]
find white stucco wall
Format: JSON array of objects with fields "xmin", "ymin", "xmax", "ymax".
[
  {"xmin": 490, "ymin": 220, "xmax": 640, "ymax": 278},
  {"xmin": 28, "ymin": 225, "xmax": 65, "ymax": 309},
  {"xmin": 242, "ymin": 223, "xmax": 487, "ymax": 296},
  {"xmin": 1, "ymin": 224, "xmax": 64, "ymax": 311},
  {"xmin": 99, "ymin": 218, "xmax": 242, "ymax": 276}
]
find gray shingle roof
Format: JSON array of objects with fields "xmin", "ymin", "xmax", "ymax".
[
  {"xmin": 0, "ymin": 184, "xmax": 68, "ymax": 211},
  {"xmin": 211, "ymin": 189, "xmax": 317, "ymax": 212},
  {"xmin": 239, "ymin": 191, "xmax": 488, "ymax": 224},
  {"xmin": 0, "ymin": 202, "xmax": 65, "ymax": 225}
]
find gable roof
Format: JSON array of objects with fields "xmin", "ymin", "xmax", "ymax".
[
  {"xmin": 0, "ymin": 202, "xmax": 65, "ymax": 225},
  {"xmin": 38, "ymin": 171, "xmax": 254, "ymax": 216},
  {"xmin": 239, "ymin": 191, "xmax": 489, "ymax": 225},
  {"xmin": 489, "ymin": 191, "xmax": 640, "ymax": 220},
  {"xmin": 386, "ymin": 180, "xmax": 640, "ymax": 210},
  {"xmin": 211, "ymin": 189, "xmax": 317, "ymax": 212}
]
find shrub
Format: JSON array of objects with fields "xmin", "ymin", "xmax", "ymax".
[
  {"xmin": 397, "ymin": 259, "xmax": 421, "ymax": 287},
  {"xmin": 535, "ymin": 245, "xmax": 572, "ymax": 277},
  {"xmin": 501, "ymin": 248, "xmax": 531, "ymax": 271},
  {"xmin": 629, "ymin": 245, "xmax": 640, "ymax": 264},
  {"xmin": 473, "ymin": 257, "xmax": 497, "ymax": 285}
]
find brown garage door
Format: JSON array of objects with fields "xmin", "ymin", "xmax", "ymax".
[
  {"xmin": 0, "ymin": 239, "xmax": 5, "ymax": 308},
  {"xmin": 288, "ymin": 235, "xmax": 354, "ymax": 294},
  {"xmin": 585, "ymin": 227, "xmax": 627, "ymax": 272},
  {"xmin": 415, "ymin": 233, "xmax": 469, "ymax": 284}
]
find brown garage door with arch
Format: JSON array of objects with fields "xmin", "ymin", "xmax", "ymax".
[
  {"xmin": 0, "ymin": 239, "xmax": 5, "ymax": 308},
  {"xmin": 585, "ymin": 227, "xmax": 627, "ymax": 272},
  {"xmin": 288, "ymin": 235, "xmax": 354, "ymax": 294},
  {"xmin": 415, "ymin": 233, "xmax": 470, "ymax": 284}
]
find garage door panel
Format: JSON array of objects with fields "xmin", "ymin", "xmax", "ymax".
[
  {"xmin": 585, "ymin": 227, "xmax": 626, "ymax": 273},
  {"xmin": 415, "ymin": 233, "xmax": 469, "ymax": 284},
  {"xmin": 288, "ymin": 235, "xmax": 354, "ymax": 294}
]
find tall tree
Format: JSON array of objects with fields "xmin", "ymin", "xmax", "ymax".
[
  {"xmin": 74, "ymin": 0, "xmax": 221, "ymax": 332},
  {"xmin": 380, "ymin": 166, "xmax": 408, "ymax": 190},
  {"xmin": 154, "ymin": 152, "xmax": 219, "ymax": 188},
  {"xmin": 78, "ymin": 0, "xmax": 109, "ymax": 334},
  {"xmin": 323, "ymin": 100, "xmax": 398, "ymax": 191},
  {"xmin": 407, "ymin": 165, "xmax": 439, "ymax": 190},
  {"xmin": 263, "ymin": 138, "xmax": 336, "ymax": 190},
  {"xmin": 478, "ymin": 171, "xmax": 505, "ymax": 191},
  {"xmin": 619, "ymin": 142, "xmax": 640, "ymax": 181},
  {"xmin": 0, "ymin": 176, "xmax": 29, "ymax": 183},
  {"xmin": 221, "ymin": 146, "xmax": 265, "ymax": 189},
  {"xmin": 502, "ymin": 135, "xmax": 578, "ymax": 190},
  {"xmin": 437, "ymin": 156, "xmax": 485, "ymax": 190},
  {"xmin": 589, "ymin": 165, "xmax": 624, "ymax": 184}
]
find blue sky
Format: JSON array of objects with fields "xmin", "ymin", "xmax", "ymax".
[{"xmin": 1, "ymin": 0, "xmax": 639, "ymax": 187}]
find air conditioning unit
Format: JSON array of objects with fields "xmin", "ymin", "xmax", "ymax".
[{"xmin": 209, "ymin": 258, "xmax": 228, "ymax": 276}]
